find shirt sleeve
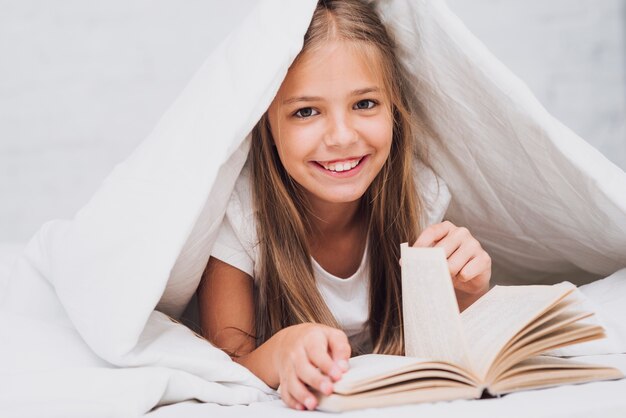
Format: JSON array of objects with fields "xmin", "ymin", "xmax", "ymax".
[{"xmin": 210, "ymin": 209, "xmax": 255, "ymax": 277}]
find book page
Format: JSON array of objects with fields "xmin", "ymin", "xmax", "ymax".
[
  {"xmin": 499, "ymin": 308, "xmax": 592, "ymax": 359},
  {"xmin": 334, "ymin": 354, "xmax": 477, "ymax": 394},
  {"xmin": 461, "ymin": 282, "xmax": 575, "ymax": 380},
  {"xmin": 335, "ymin": 354, "xmax": 433, "ymax": 391},
  {"xmin": 401, "ymin": 244, "xmax": 471, "ymax": 369},
  {"xmin": 488, "ymin": 322, "xmax": 606, "ymax": 380},
  {"xmin": 317, "ymin": 385, "xmax": 480, "ymax": 412},
  {"xmin": 489, "ymin": 355, "xmax": 624, "ymax": 395}
]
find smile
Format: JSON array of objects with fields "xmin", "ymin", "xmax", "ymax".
[{"xmin": 316, "ymin": 156, "xmax": 364, "ymax": 173}]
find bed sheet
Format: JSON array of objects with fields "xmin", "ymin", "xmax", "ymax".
[
  {"xmin": 147, "ymin": 354, "xmax": 626, "ymax": 418},
  {"xmin": 1, "ymin": 247, "xmax": 624, "ymax": 418}
]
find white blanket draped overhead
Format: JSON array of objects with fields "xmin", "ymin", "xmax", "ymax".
[
  {"xmin": 381, "ymin": 1, "xmax": 626, "ymax": 285},
  {"xmin": 1, "ymin": 0, "xmax": 625, "ymax": 416}
]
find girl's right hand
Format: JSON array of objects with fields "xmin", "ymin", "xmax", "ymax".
[{"xmin": 274, "ymin": 323, "xmax": 351, "ymax": 410}]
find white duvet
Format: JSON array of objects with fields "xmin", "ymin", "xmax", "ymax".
[{"xmin": 0, "ymin": 0, "xmax": 625, "ymax": 417}]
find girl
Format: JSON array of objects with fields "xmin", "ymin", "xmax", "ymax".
[{"xmin": 198, "ymin": 0, "xmax": 491, "ymax": 411}]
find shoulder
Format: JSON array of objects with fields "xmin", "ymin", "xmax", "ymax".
[
  {"xmin": 225, "ymin": 161, "xmax": 258, "ymax": 247},
  {"xmin": 211, "ymin": 161, "xmax": 260, "ymax": 277},
  {"xmin": 227, "ymin": 161, "xmax": 255, "ymax": 218},
  {"xmin": 412, "ymin": 159, "xmax": 451, "ymax": 227}
]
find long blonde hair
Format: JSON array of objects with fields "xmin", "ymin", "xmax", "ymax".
[{"xmin": 250, "ymin": 0, "xmax": 426, "ymax": 355}]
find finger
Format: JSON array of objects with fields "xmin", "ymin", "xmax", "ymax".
[
  {"xmin": 279, "ymin": 362, "xmax": 300, "ymax": 410},
  {"xmin": 445, "ymin": 235, "xmax": 479, "ymax": 277},
  {"xmin": 305, "ymin": 332, "xmax": 342, "ymax": 381},
  {"xmin": 294, "ymin": 360, "xmax": 334, "ymax": 395},
  {"xmin": 413, "ymin": 221, "xmax": 453, "ymax": 247},
  {"xmin": 456, "ymin": 259, "xmax": 491, "ymax": 296},
  {"xmin": 326, "ymin": 328, "xmax": 351, "ymax": 372},
  {"xmin": 287, "ymin": 373, "xmax": 318, "ymax": 411},
  {"xmin": 454, "ymin": 273, "xmax": 489, "ymax": 296},
  {"xmin": 457, "ymin": 253, "xmax": 490, "ymax": 283},
  {"xmin": 413, "ymin": 221, "xmax": 455, "ymax": 247},
  {"xmin": 280, "ymin": 385, "xmax": 302, "ymax": 410},
  {"xmin": 433, "ymin": 234, "xmax": 464, "ymax": 262}
]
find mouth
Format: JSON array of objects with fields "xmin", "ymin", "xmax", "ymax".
[{"xmin": 314, "ymin": 156, "xmax": 365, "ymax": 173}]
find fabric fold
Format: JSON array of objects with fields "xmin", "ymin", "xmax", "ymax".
[{"xmin": 377, "ymin": 0, "xmax": 626, "ymax": 284}]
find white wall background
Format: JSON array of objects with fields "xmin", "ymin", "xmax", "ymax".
[{"xmin": 1, "ymin": 0, "xmax": 625, "ymax": 243}]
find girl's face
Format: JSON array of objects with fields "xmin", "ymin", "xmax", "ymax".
[{"xmin": 268, "ymin": 40, "xmax": 393, "ymax": 207}]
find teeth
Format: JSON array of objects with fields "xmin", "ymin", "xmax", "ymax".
[{"xmin": 320, "ymin": 158, "xmax": 362, "ymax": 172}]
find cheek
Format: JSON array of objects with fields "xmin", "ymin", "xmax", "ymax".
[
  {"xmin": 275, "ymin": 123, "xmax": 319, "ymax": 158},
  {"xmin": 273, "ymin": 124, "xmax": 321, "ymax": 175},
  {"xmin": 362, "ymin": 116, "xmax": 393, "ymax": 150}
]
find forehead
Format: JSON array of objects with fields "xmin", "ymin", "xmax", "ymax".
[{"xmin": 278, "ymin": 40, "xmax": 386, "ymax": 99}]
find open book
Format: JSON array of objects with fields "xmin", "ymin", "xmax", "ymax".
[{"xmin": 316, "ymin": 245, "xmax": 623, "ymax": 412}]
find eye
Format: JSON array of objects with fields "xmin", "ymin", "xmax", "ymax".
[
  {"xmin": 354, "ymin": 99, "xmax": 377, "ymax": 110},
  {"xmin": 294, "ymin": 107, "xmax": 319, "ymax": 118}
]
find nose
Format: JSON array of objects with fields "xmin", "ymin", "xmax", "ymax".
[{"xmin": 323, "ymin": 110, "xmax": 358, "ymax": 148}]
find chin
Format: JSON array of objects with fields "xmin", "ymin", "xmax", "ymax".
[{"xmin": 320, "ymin": 189, "xmax": 367, "ymax": 204}]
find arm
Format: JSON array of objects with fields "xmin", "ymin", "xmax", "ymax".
[
  {"xmin": 197, "ymin": 256, "xmax": 256, "ymax": 358},
  {"xmin": 197, "ymin": 256, "xmax": 350, "ymax": 410},
  {"xmin": 197, "ymin": 257, "xmax": 289, "ymax": 387}
]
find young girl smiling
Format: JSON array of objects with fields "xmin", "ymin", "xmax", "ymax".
[{"xmin": 198, "ymin": 0, "xmax": 491, "ymax": 411}]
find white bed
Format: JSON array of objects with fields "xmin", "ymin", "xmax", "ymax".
[
  {"xmin": 147, "ymin": 354, "xmax": 626, "ymax": 418},
  {"xmin": 1, "ymin": 240, "xmax": 625, "ymax": 418}
]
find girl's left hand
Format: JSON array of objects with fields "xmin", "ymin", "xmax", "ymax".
[{"xmin": 412, "ymin": 221, "xmax": 491, "ymax": 311}]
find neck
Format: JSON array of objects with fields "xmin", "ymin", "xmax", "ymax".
[{"xmin": 306, "ymin": 196, "xmax": 363, "ymax": 237}]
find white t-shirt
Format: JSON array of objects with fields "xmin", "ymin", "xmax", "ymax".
[{"xmin": 210, "ymin": 159, "xmax": 450, "ymax": 351}]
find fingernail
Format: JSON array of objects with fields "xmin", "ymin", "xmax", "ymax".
[
  {"xmin": 329, "ymin": 365, "xmax": 341, "ymax": 380},
  {"xmin": 320, "ymin": 379, "xmax": 333, "ymax": 395},
  {"xmin": 337, "ymin": 359, "xmax": 349, "ymax": 371},
  {"xmin": 304, "ymin": 397, "xmax": 317, "ymax": 410}
]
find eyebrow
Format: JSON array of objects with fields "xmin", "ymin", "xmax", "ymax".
[{"xmin": 282, "ymin": 87, "xmax": 381, "ymax": 105}]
